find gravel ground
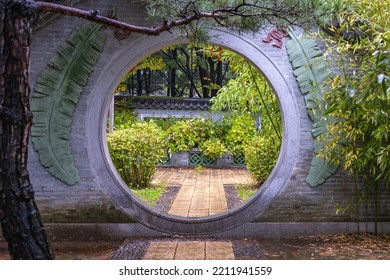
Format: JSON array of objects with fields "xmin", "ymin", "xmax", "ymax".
[
  {"xmin": 152, "ymin": 185, "xmax": 181, "ymax": 212},
  {"xmin": 111, "ymin": 237, "xmax": 263, "ymax": 260},
  {"xmin": 110, "ymin": 234, "xmax": 390, "ymax": 260},
  {"xmin": 224, "ymin": 185, "xmax": 243, "ymax": 209},
  {"xmin": 111, "ymin": 238, "xmax": 149, "ymax": 260}
]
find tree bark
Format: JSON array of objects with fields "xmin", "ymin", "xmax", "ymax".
[
  {"xmin": 0, "ymin": 0, "xmax": 53, "ymax": 260},
  {"xmin": 169, "ymin": 48, "xmax": 177, "ymax": 97},
  {"xmin": 198, "ymin": 54, "xmax": 210, "ymax": 98}
]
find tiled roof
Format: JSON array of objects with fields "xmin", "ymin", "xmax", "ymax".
[{"xmin": 115, "ymin": 96, "xmax": 212, "ymax": 111}]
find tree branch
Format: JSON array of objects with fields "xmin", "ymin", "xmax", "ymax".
[
  {"xmin": 34, "ymin": 1, "xmax": 310, "ymax": 37},
  {"xmin": 35, "ymin": 1, "xmax": 222, "ymax": 36}
]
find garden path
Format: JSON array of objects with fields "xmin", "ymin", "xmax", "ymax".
[
  {"xmin": 146, "ymin": 168, "xmax": 255, "ymax": 259},
  {"xmin": 151, "ymin": 168, "xmax": 255, "ymax": 217},
  {"xmin": 142, "ymin": 240, "xmax": 235, "ymax": 260}
]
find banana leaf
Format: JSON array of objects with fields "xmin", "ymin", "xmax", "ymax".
[
  {"xmin": 286, "ymin": 27, "xmax": 338, "ymax": 187},
  {"xmin": 31, "ymin": 22, "xmax": 106, "ymax": 185}
]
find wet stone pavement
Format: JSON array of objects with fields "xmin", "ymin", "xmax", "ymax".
[{"xmin": 1, "ymin": 234, "xmax": 390, "ymax": 260}]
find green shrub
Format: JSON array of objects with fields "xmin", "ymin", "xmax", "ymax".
[
  {"xmin": 150, "ymin": 116, "xmax": 184, "ymax": 131},
  {"xmin": 212, "ymin": 115, "xmax": 232, "ymax": 139},
  {"xmin": 113, "ymin": 109, "xmax": 138, "ymax": 130},
  {"xmin": 165, "ymin": 118, "xmax": 213, "ymax": 153},
  {"xmin": 244, "ymin": 135, "xmax": 281, "ymax": 184},
  {"xmin": 224, "ymin": 113, "xmax": 257, "ymax": 156},
  {"xmin": 199, "ymin": 138, "xmax": 227, "ymax": 160},
  {"xmin": 107, "ymin": 121, "xmax": 167, "ymax": 189}
]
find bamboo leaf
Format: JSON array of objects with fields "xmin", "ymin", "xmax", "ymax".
[
  {"xmin": 286, "ymin": 27, "xmax": 338, "ymax": 187},
  {"xmin": 31, "ymin": 22, "xmax": 106, "ymax": 185}
]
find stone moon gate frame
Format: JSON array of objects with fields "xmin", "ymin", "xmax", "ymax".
[
  {"xmin": 21, "ymin": 0, "xmax": 389, "ymax": 239},
  {"xmin": 90, "ymin": 29, "xmax": 299, "ymax": 235}
]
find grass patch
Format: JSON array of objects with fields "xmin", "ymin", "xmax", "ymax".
[
  {"xmin": 132, "ymin": 184, "xmax": 168, "ymax": 205},
  {"xmin": 235, "ymin": 183, "xmax": 259, "ymax": 202}
]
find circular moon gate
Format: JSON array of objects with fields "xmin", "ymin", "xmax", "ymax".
[{"xmin": 86, "ymin": 29, "xmax": 300, "ymax": 235}]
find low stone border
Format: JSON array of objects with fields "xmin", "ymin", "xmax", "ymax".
[{"xmin": 3, "ymin": 222, "xmax": 387, "ymax": 242}]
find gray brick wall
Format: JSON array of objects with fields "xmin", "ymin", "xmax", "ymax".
[
  {"xmin": 27, "ymin": 0, "xmax": 390, "ymax": 232},
  {"xmin": 29, "ymin": 0, "xmax": 146, "ymax": 223}
]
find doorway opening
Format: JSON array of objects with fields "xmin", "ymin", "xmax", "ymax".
[
  {"xmin": 105, "ymin": 44, "xmax": 282, "ymax": 218},
  {"xmin": 87, "ymin": 29, "xmax": 300, "ymax": 235}
]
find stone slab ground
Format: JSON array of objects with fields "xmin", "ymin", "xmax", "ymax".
[{"xmin": 2, "ymin": 234, "xmax": 389, "ymax": 260}]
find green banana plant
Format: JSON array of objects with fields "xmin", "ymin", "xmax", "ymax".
[
  {"xmin": 31, "ymin": 22, "xmax": 106, "ymax": 185},
  {"xmin": 286, "ymin": 27, "xmax": 338, "ymax": 187}
]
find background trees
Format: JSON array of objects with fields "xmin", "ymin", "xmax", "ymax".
[{"xmin": 117, "ymin": 44, "xmax": 230, "ymax": 98}]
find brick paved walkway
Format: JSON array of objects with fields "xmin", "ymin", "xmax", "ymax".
[
  {"xmin": 143, "ymin": 241, "xmax": 235, "ymax": 260},
  {"xmin": 146, "ymin": 168, "xmax": 255, "ymax": 260},
  {"xmin": 151, "ymin": 168, "xmax": 256, "ymax": 217}
]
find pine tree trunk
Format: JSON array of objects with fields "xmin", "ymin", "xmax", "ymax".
[{"xmin": 0, "ymin": 0, "xmax": 53, "ymax": 260}]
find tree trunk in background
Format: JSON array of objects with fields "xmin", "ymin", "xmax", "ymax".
[
  {"xmin": 170, "ymin": 48, "xmax": 177, "ymax": 97},
  {"xmin": 0, "ymin": 0, "xmax": 53, "ymax": 260},
  {"xmin": 198, "ymin": 63, "xmax": 210, "ymax": 98},
  {"xmin": 211, "ymin": 59, "xmax": 223, "ymax": 97}
]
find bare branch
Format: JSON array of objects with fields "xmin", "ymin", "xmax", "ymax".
[
  {"xmin": 35, "ymin": 1, "xmax": 318, "ymax": 37},
  {"xmin": 35, "ymin": 1, "xmax": 221, "ymax": 36}
]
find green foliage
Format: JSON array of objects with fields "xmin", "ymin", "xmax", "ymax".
[
  {"xmin": 106, "ymin": 121, "xmax": 167, "ymax": 189},
  {"xmin": 199, "ymin": 138, "xmax": 227, "ymax": 160},
  {"xmin": 315, "ymin": 0, "xmax": 389, "ymax": 233},
  {"xmin": 149, "ymin": 116, "xmax": 184, "ymax": 131},
  {"xmin": 113, "ymin": 109, "xmax": 138, "ymax": 130},
  {"xmin": 165, "ymin": 118, "xmax": 214, "ymax": 153},
  {"xmin": 132, "ymin": 184, "xmax": 168, "ymax": 205},
  {"xmin": 31, "ymin": 22, "xmax": 106, "ymax": 185},
  {"xmin": 211, "ymin": 115, "xmax": 233, "ymax": 139},
  {"xmin": 111, "ymin": 47, "xmax": 283, "ymax": 187},
  {"xmin": 116, "ymin": 43, "xmax": 230, "ymax": 98},
  {"xmin": 209, "ymin": 49, "xmax": 282, "ymax": 182},
  {"xmin": 132, "ymin": 54, "xmax": 166, "ymax": 73},
  {"xmin": 318, "ymin": 0, "xmax": 390, "ymax": 185},
  {"xmin": 235, "ymin": 184, "xmax": 259, "ymax": 202},
  {"xmin": 211, "ymin": 50, "xmax": 282, "ymax": 141},
  {"xmin": 320, "ymin": 51, "xmax": 390, "ymax": 183},
  {"xmin": 244, "ymin": 135, "xmax": 281, "ymax": 184},
  {"xmin": 211, "ymin": 50, "xmax": 274, "ymax": 115},
  {"xmin": 224, "ymin": 113, "xmax": 257, "ymax": 156},
  {"xmin": 194, "ymin": 164, "xmax": 203, "ymax": 175}
]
